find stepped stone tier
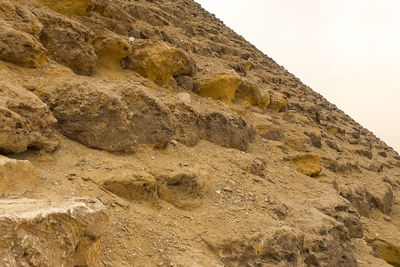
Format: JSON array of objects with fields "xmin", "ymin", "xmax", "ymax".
[{"xmin": 0, "ymin": 0, "xmax": 399, "ymax": 266}]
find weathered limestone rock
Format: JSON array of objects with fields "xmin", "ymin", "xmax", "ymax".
[
  {"xmin": 268, "ymin": 93, "xmax": 288, "ymax": 113},
  {"xmin": 38, "ymin": 11, "xmax": 97, "ymax": 75},
  {"xmin": 292, "ymin": 154, "xmax": 322, "ymax": 177},
  {"xmin": 372, "ymin": 240, "xmax": 400, "ymax": 266},
  {"xmin": 197, "ymin": 73, "xmax": 242, "ymax": 104},
  {"xmin": 0, "ymin": 22, "xmax": 47, "ymax": 67},
  {"xmin": 327, "ymin": 125, "xmax": 342, "ymax": 134},
  {"xmin": 246, "ymin": 114, "xmax": 284, "ymax": 141},
  {"xmin": 35, "ymin": 79, "xmax": 254, "ymax": 151},
  {"xmin": 102, "ymin": 172, "xmax": 158, "ymax": 203},
  {"xmin": 0, "ymin": 156, "xmax": 36, "ymax": 197},
  {"xmin": 353, "ymin": 239, "xmax": 390, "ymax": 267},
  {"xmin": 155, "ymin": 168, "xmax": 203, "ymax": 209},
  {"xmin": 94, "ymin": 35, "xmax": 132, "ymax": 74},
  {"xmin": 339, "ymin": 186, "xmax": 372, "ymax": 217},
  {"xmin": 37, "ymin": 0, "xmax": 94, "ymax": 16},
  {"xmin": 362, "ymin": 211, "xmax": 400, "ymax": 266},
  {"xmin": 366, "ymin": 183, "xmax": 394, "ymax": 214},
  {"xmin": 357, "ymin": 149, "xmax": 373, "ymax": 159},
  {"xmin": 235, "ymin": 80, "xmax": 270, "ymax": 108},
  {"xmin": 125, "ymin": 41, "xmax": 195, "ymax": 85},
  {"xmin": 176, "ymin": 92, "xmax": 191, "ymax": 105},
  {"xmin": 259, "ymin": 125, "xmax": 285, "ymax": 141},
  {"xmin": 0, "ymin": 81, "xmax": 58, "ymax": 154},
  {"xmin": 308, "ymin": 195, "xmax": 363, "ymax": 238},
  {"xmin": 285, "ymin": 135, "xmax": 311, "ymax": 151},
  {"xmin": 304, "ymin": 131, "xmax": 322, "ymax": 148},
  {"xmin": 205, "ymin": 226, "xmax": 357, "ymax": 266},
  {"xmin": 0, "ymin": 1, "xmax": 44, "ymax": 38},
  {"xmin": 0, "ymin": 197, "xmax": 107, "ymax": 266},
  {"xmin": 338, "ymin": 182, "xmax": 394, "ymax": 216},
  {"xmin": 325, "ymin": 158, "xmax": 359, "ymax": 174}
]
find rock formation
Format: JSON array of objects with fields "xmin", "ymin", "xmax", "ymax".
[{"xmin": 0, "ymin": 0, "xmax": 399, "ymax": 266}]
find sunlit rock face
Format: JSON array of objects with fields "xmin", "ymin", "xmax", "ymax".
[
  {"xmin": 0, "ymin": 198, "xmax": 107, "ymax": 266},
  {"xmin": 37, "ymin": 0, "xmax": 94, "ymax": 16},
  {"xmin": 0, "ymin": 156, "xmax": 36, "ymax": 197},
  {"xmin": 0, "ymin": 81, "xmax": 58, "ymax": 154}
]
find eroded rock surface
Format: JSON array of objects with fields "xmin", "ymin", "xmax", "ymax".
[
  {"xmin": 0, "ymin": 197, "xmax": 107, "ymax": 266},
  {"xmin": 38, "ymin": 11, "xmax": 97, "ymax": 75},
  {"xmin": 0, "ymin": 22, "xmax": 47, "ymax": 68},
  {"xmin": 94, "ymin": 35, "xmax": 131, "ymax": 74},
  {"xmin": 197, "ymin": 73, "xmax": 242, "ymax": 104},
  {"xmin": 292, "ymin": 154, "xmax": 322, "ymax": 177},
  {"xmin": 37, "ymin": 0, "xmax": 94, "ymax": 16},
  {"xmin": 35, "ymin": 78, "xmax": 254, "ymax": 151},
  {"xmin": 0, "ymin": 156, "xmax": 36, "ymax": 197},
  {"xmin": 125, "ymin": 40, "xmax": 195, "ymax": 85},
  {"xmin": 0, "ymin": 81, "xmax": 58, "ymax": 154}
]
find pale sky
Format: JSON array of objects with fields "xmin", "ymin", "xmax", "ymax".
[{"xmin": 196, "ymin": 0, "xmax": 400, "ymax": 153}]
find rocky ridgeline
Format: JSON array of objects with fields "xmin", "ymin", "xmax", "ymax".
[{"xmin": 0, "ymin": 0, "xmax": 400, "ymax": 266}]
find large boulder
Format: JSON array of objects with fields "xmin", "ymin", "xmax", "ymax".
[
  {"xmin": 37, "ymin": 0, "xmax": 94, "ymax": 16},
  {"xmin": 94, "ymin": 35, "xmax": 132, "ymax": 74},
  {"xmin": 197, "ymin": 73, "xmax": 242, "ymax": 104},
  {"xmin": 0, "ymin": 22, "xmax": 47, "ymax": 68},
  {"xmin": 0, "ymin": 1, "xmax": 44, "ymax": 38},
  {"xmin": 292, "ymin": 154, "xmax": 322, "ymax": 177},
  {"xmin": 102, "ymin": 171, "xmax": 158, "ymax": 203},
  {"xmin": 307, "ymin": 195, "xmax": 363, "ymax": 238},
  {"xmin": 205, "ymin": 226, "xmax": 357, "ymax": 266},
  {"xmin": 0, "ymin": 197, "xmax": 107, "ymax": 266},
  {"xmin": 339, "ymin": 181, "xmax": 394, "ymax": 216},
  {"xmin": 38, "ymin": 11, "xmax": 97, "ymax": 75},
  {"xmin": 268, "ymin": 93, "xmax": 288, "ymax": 113},
  {"xmin": 155, "ymin": 168, "xmax": 204, "ymax": 210},
  {"xmin": 35, "ymin": 78, "xmax": 254, "ymax": 151},
  {"xmin": 0, "ymin": 156, "xmax": 36, "ymax": 197},
  {"xmin": 362, "ymin": 212, "xmax": 400, "ymax": 266},
  {"xmin": 235, "ymin": 80, "xmax": 270, "ymax": 108},
  {"xmin": 0, "ymin": 81, "xmax": 58, "ymax": 154},
  {"xmin": 124, "ymin": 40, "xmax": 195, "ymax": 85}
]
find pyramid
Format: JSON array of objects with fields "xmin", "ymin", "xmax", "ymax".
[{"xmin": 0, "ymin": 0, "xmax": 399, "ymax": 265}]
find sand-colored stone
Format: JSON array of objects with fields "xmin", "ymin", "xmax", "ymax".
[
  {"xmin": 286, "ymin": 136, "xmax": 310, "ymax": 151},
  {"xmin": 94, "ymin": 36, "xmax": 132, "ymax": 74},
  {"xmin": 125, "ymin": 41, "xmax": 195, "ymax": 85},
  {"xmin": 38, "ymin": 11, "xmax": 97, "ymax": 75},
  {"xmin": 339, "ymin": 181, "xmax": 393, "ymax": 216},
  {"xmin": 0, "ymin": 81, "xmax": 58, "ymax": 153},
  {"xmin": 0, "ymin": 197, "xmax": 107, "ymax": 266},
  {"xmin": 0, "ymin": 22, "xmax": 47, "ymax": 68},
  {"xmin": 372, "ymin": 240, "xmax": 400, "ymax": 266},
  {"xmin": 155, "ymin": 168, "xmax": 203, "ymax": 210},
  {"xmin": 235, "ymin": 80, "xmax": 270, "ymax": 108},
  {"xmin": 37, "ymin": 0, "xmax": 94, "ymax": 16},
  {"xmin": 327, "ymin": 126, "xmax": 340, "ymax": 134},
  {"xmin": 0, "ymin": 156, "xmax": 36, "ymax": 196},
  {"xmin": 258, "ymin": 124, "xmax": 285, "ymax": 141},
  {"xmin": 198, "ymin": 73, "xmax": 242, "ymax": 104},
  {"xmin": 0, "ymin": 1, "xmax": 44, "ymax": 38},
  {"xmin": 35, "ymin": 78, "xmax": 254, "ymax": 151},
  {"xmin": 292, "ymin": 154, "xmax": 322, "ymax": 176},
  {"xmin": 102, "ymin": 172, "xmax": 158, "ymax": 203},
  {"xmin": 268, "ymin": 93, "xmax": 288, "ymax": 113}
]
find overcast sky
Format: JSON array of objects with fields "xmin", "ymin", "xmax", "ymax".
[{"xmin": 196, "ymin": 0, "xmax": 400, "ymax": 153}]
